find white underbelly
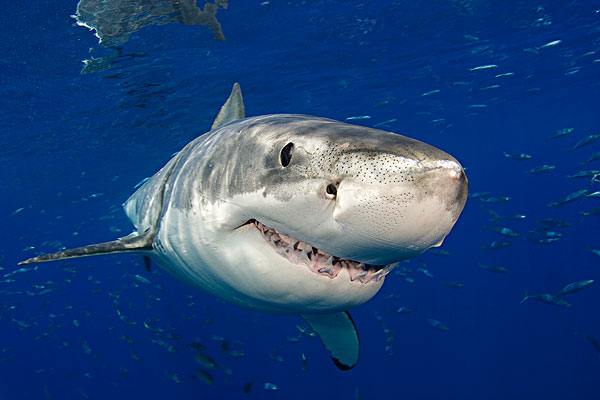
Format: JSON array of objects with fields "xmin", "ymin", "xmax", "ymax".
[{"xmin": 154, "ymin": 208, "xmax": 384, "ymax": 314}]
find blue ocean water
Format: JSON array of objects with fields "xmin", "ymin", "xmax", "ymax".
[{"xmin": 1, "ymin": 1, "xmax": 599, "ymax": 399}]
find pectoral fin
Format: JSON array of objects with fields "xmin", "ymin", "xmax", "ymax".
[
  {"xmin": 17, "ymin": 231, "xmax": 154, "ymax": 265},
  {"xmin": 301, "ymin": 311, "xmax": 360, "ymax": 371}
]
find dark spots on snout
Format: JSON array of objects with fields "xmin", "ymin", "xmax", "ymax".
[{"xmin": 310, "ymin": 145, "xmax": 422, "ymax": 186}]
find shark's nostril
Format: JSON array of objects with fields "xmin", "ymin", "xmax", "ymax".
[
  {"xmin": 442, "ymin": 162, "xmax": 466, "ymax": 183},
  {"xmin": 326, "ymin": 183, "xmax": 338, "ymax": 197},
  {"xmin": 448, "ymin": 169, "xmax": 461, "ymax": 180}
]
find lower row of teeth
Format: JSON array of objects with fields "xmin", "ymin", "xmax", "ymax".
[{"xmin": 254, "ymin": 220, "xmax": 397, "ymax": 283}]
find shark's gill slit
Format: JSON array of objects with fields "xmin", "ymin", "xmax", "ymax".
[{"xmin": 250, "ymin": 219, "xmax": 396, "ymax": 283}]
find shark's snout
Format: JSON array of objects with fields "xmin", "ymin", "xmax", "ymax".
[
  {"xmin": 424, "ymin": 158, "xmax": 468, "ymax": 208},
  {"xmin": 327, "ymin": 149, "xmax": 468, "ymax": 265}
]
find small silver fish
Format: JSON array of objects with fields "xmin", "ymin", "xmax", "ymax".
[
  {"xmin": 481, "ymin": 241, "xmax": 512, "ymax": 250},
  {"xmin": 492, "ymin": 226, "xmax": 519, "ymax": 237},
  {"xmin": 583, "ymin": 151, "xmax": 600, "ymax": 164},
  {"xmin": 503, "ymin": 152, "xmax": 532, "ymax": 160},
  {"xmin": 480, "ymin": 196, "xmax": 511, "ymax": 203},
  {"xmin": 196, "ymin": 369, "xmax": 214, "ymax": 385},
  {"xmin": 573, "ymin": 134, "xmax": 600, "ymax": 150},
  {"xmin": 470, "ymin": 64, "xmax": 498, "ymax": 71},
  {"xmin": 549, "ymin": 127, "xmax": 573, "ymax": 139},
  {"xmin": 521, "ymin": 293, "xmax": 570, "ymax": 307},
  {"xmin": 528, "ymin": 164, "xmax": 555, "ymax": 174},
  {"xmin": 539, "ymin": 39, "xmax": 562, "ymax": 49},
  {"xmin": 263, "ymin": 382, "xmax": 280, "ymax": 391},
  {"xmin": 478, "ymin": 263, "xmax": 509, "ymax": 273},
  {"xmin": 555, "ymin": 280, "xmax": 594, "ymax": 297},
  {"xmin": 427, "ymin": 318, "xmax": 449, "ymax": 331},
  {"xmin": 444, "ymin": 281, "xmax": 465, "ymax": 289},
  {"xmin": 567, "ymin": 170, "xmax": 600, "ymax": 179},
  {"xmin": 194, "ymin": 353, "xmax": 218, "ymax": 369},
  {"xmin": 422, "ymin": 89, "xmax": 441, "ymax": 96},
  {"xmin": 547, "ymin": 189, "xmax": 589, "ymax": 207},
  {"xmin": 345, "ymin": 115, "xmax": 371, "ymax": 121},
  {"xmin": 586, "ymin": 191, "xmax": 600, "ymax": 198},
  {"xmin": 133, "ymin": 274, "xmax": 151, "ymax": 285}
]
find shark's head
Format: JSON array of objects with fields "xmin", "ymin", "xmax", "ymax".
[{"xmin": 170, "ymin": 115, "xmax": 467, "ymax": 313}]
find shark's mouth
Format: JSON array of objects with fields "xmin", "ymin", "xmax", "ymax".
[{"xmin": 248, "ymin": 219, "xmax": 396, "ymax": 284}]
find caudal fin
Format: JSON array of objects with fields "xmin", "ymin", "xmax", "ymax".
[{"xmin": 17, "ymin": 231, "xmax": 153, "ymax": 265}]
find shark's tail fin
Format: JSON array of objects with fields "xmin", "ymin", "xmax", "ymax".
[
  {"xmin": 520, "ymin": 292, "xmax": 530, "ymax": 304},
  {"xmin": 17, "ymin": 231, "xmax": 153, "ymax": 265}
]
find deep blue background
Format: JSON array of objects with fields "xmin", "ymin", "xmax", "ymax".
[{"xmin": 1, "ymin": 1, "xmax": 599, "ymax": 399}]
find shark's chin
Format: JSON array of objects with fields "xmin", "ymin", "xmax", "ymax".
[{"xmin": 241, "ymin": 219, "xmax": 398, "ymax": 284}]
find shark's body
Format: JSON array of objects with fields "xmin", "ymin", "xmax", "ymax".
[{"xmin": 20, "ymin": 84, "xmax": 468, "ymax": 369}]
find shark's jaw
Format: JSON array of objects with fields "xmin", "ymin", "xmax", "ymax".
[{"xmin": 244, "ymin": 219, "xmax": 397, "ymax": 284}]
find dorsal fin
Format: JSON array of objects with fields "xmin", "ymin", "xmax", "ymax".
[
  {"xmin": 211, "ymin": 82, "xmax": 245, "ymax": 130},
  {"xmin": 17, "ymin": 231, "xmax": 153, "ymax": 265}
]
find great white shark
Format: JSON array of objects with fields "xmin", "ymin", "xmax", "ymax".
[{"xmin": 19, "ymin": 83, "xmax": 468, "ymax": 370}]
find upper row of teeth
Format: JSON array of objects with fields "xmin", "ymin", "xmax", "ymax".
[{"xmin": 253, "ymin": 220, "xmax": 397, "ymax": 283}]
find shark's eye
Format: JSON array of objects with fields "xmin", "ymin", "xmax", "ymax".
[{"xmin": 280, "ymin": 142, "xmax": 294, "ymax": 167}]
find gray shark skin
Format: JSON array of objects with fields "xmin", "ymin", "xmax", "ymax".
[{"xmin": 19, "ymin": 83, "xmax": 468, "ymax": 370}]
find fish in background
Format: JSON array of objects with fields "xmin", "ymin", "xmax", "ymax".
[
  {"xmin": 567, "ymin": 170, "xmax": 600, "ymax": 179},
  {"xmin": 586, "ymin": 336, "xmax": 600, "ymax": 355},
  {"xmin": 503, "ymin": 152, "xmax": 533, "ymax": 160},
  {"xmin": 521, "ymin": 280, "xmax": 594, "ymax": 307},
  {"xmin": 487, "ymin": 210, "xmax": 527, "ymax": 223},
  {"xmin": 582, "ymin": 151, "xmax": 600, "ymax": 164},
  {"xmin": 555, "ymin": 280, "xmax": 594, "ymax": 297},
  {"xmin": 527, "ymin": 221, "xmax": 565, "ymax": 244},
  {"xmin": 427, "ymin": 319, "xmax": 450, "ymax": 331},
  {"xmin": 520, "ymin": 293, "xmax": 571, "ymax": 307},
  {"xmin": 491, "ymin": 226, "xmax": 520, "ymax": 238},
  {"xmin": 528, "ymin": 164, "xmax": 556, "ymax": 174},
  {"xmin": 479, "ymin": 195, "xmax": 511, "ymax": 203},
  {"xmin": 549, "ymin": 127, "xmax": 573, "ymax": 139},
  {"xmin": 580, "ymin": 208, "xmax": 600, "ymax": 217},
  {"xmin": 537, "ymin": 218, "xmax": 572, "ymax": 229},
  {"xmin": 481, "ymin": 241, "xmax": 512, "ymax": 250},
  {"xmin": 443, "ymin": 281, "xmax": 465, "ymax": 289},
  {"xmin": 573, "ymin": 134, "xmax": 600, "ymax": 150},
  {"xmin": 547, "ymin": 189, "xmax": 589, "ymax": 207},
  {"xmin": 478, "ymin": 263, "xmax": 509, "ymax": 273}
]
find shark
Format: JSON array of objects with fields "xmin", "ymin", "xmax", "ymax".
[{"xmin": 19, "ymin": 83, "xmax": 468, "ymax": 370}]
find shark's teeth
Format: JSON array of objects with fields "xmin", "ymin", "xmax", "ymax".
[
  {"xmin": 348, "ymin": 263, "xmax": 369, "ymax": 282},
  {"xmin": 252, "ymin": 220, "xmax": 397, "ymax": 284}
]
